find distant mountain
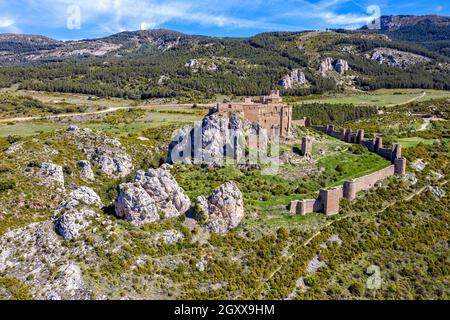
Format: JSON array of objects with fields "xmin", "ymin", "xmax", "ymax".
[
  {"xmin": 0, "ymin": 29, "xmax": 207, "ymax": 66},
  {"xmin": 379, "ymin": 15, "xmax": 450, "ymax": 31},
  {"xmin": 0, "ymin": 20, "xmax": 449, "ymax": 99},
  {"xmin": 360, "ymin": 15, "xmax": 450, "ymax": 57}
]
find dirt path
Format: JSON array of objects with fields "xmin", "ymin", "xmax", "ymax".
[
  {"xmin": 387, "ymin": 91, "xmax": 426, "ymax": 107},
  {"xmin": 0, "ymin": 103, "xmax": 209, "ymax": 123}
]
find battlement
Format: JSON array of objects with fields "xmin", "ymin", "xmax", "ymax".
[
  {"xmin": 290, "ymin": 119, "xmax": 407, "ymax": 216},
  {"xmin": 215, "ymin": 91, "xmax": 292, "ymax": 137}
]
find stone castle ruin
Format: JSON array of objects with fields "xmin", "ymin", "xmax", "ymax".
[
  {"xmin": 290, "ymin": 120, "xmax": 407, "ymax": 216},
  {"xmin": 215, "ymin": 90, "xmax": 293, "ymax": 138}
]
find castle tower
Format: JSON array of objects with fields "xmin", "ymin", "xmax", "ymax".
[
  {"xmin": 343, "ymin": 180, "xmax": 357, "ymax": 200},
  {"xmin": 302, "ymin": 136, "xmax": 313, "ymax": 159},
  {"xmin": 319, "ymin": 187, "xmax": 342, "ymax": 215},
  {"xmin": 305, "ymin": 117, "xmax": 312, "ymax": 127},
  {"xmin": 327, "ymin": 124, "xmax": 335, "ymax": 135},
  {"xmin": 394, "ymin": 157, "xmax": 407, "ymax": 175},
  {"xmin": 356, "ymin": 129, "xmax": 365, "ymax": 144},
  {"xmin": 373, "ymin": 136, "xmax": 383, "ymax": 153},
  {"xmin": 391, "ymin": 143, "xmax": 402, "ymax": 160},
  {"xmin": 344, "ymin": 129, "xmax": 353, "ymax": 142}
]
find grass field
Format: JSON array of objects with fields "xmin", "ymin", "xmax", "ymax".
[
  {"xmin": 395, "ymin": 137, "xmax": 437, "ymax": 148},
  {"xmin": 290, "ymin": 89, "xmax": 450, "ymax": 107}
]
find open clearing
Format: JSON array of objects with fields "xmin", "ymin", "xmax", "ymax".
[{"xmin": 291, "ymin": 89, "xmax": 450, "ymax": 107}]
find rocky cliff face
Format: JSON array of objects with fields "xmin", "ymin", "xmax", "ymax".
[
  {"xmin": 319, "ymin": 57, "xmax": 349, "ymax": 76},
  {"xmin": 168, "ymin": 111, "xmax": 267, "ymax": 167},
  {"xmin": 368, "ymin": 48, "xmax": 430, "ymax": 68},
  {"xmin": 115, "ymin": 167, "xmax": 191, "ymax": 225},
  {"xmin": 196, "ymin": 181, "xmax": 244, "ymax": 234},
  {"xmin": 279, "ymin": 69, "xmax": 306, "ymax": 88}
]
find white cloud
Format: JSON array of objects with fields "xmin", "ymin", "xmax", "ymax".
[{"xmin": 0, "ymin": 17, "xmax": 14, "ymax": 28}]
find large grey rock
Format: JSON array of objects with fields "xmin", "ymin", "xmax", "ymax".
[
  {"xmin": 279, "ymin": 69, "xmax": 306, "ymax": 88},
  {"xmin": 54, "ymin": 186, "xmax": 103, "ymax": 240},
  {"xmin": 59, "ymin": 186, "xmax": 103, "ymax": 211},
  {"xmin": 78, "ymin": 160, "xmax": 95, "ymax": 181},
  {"xmin": 319, "ymin": 57, "xmax": 334, "ymax": 76},
  {"xmin": 115, "ymin": 183, "xmax": 159, "ymax": 225},
  {"xmin": 115, "ymin": 168, "xmax": 191, "ymax": 225},
  {"xmin": 196, "ymin": 181, "xmax": 244, "ymax": 234},
  {"xmin": 38, "ymin": 162, "xmax": 65, "ymax": 187},
  {"xmin": 55, "ymin": 209, "xmax": 96, "ymax": 240},
  {"xmin": 335, "ymin": 59, "xmax": 349, "ymax": 74},
  {"xmin": 168, "ymin": 111, "xmax": 267, "ymax": 166}
]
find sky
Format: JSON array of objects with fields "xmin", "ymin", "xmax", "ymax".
[{"xmin": 0, "ymin": 0, "xmax": 448, "ymax": 40}]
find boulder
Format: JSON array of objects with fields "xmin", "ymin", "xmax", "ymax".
[
  {"xmin": 115, "ymin": 168, "xmax": 191, "ymax": 225},
  {"xmin": 152, "ymin": 229, "xmax": 183, "ymax": 245},
  {"xmin": 55, "ymin": 209, "xmax": 96, "ymax": 240},
  {"xmin": 196, "ymin": 181, "xmax": 244, "ymax": 234},
  {"xmin": 78, "ymin": 160, "xmax": 95, "ymax": 181},
  {"xmin": 54, "ymin": 186, "xmax": 103, "ymax": 240},
  {"xmin": 319, "ymin": 57, "xmax": 334, "ymax": 76},
  {"xmin": 38, "ymin": 162, "xmax": 65, "ymax": 187},
  {"xmin": 59, "ymin": 186, "xmax": 103, "ymax": 211},
  {"xmin": 115, "ymin": 183, "xmax": 159, "ymax": 225}
]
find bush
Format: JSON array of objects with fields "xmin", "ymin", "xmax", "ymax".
[{"xmin": 348, "ymin": 282, "xmax": 365, "ymax": 297}]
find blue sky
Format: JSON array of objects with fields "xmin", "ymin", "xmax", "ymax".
[{"xmin": 0, "ymin": 0, "xmax": 448, "ymax": 40}]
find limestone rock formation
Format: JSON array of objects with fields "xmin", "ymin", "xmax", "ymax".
[
  {"xmin": 54, "ymin": 186, "xmax": 103, "ymax": 240},
  {"xmin": 38, "ymin": 162, "xmax": 65, "ymax": 187},
  {"xmin": 196, "ymin": 181, "xmax": 244, "ymax": 234},
  {"xmin": 78, "ymin": 160, "xmax": 95, "ymax": 180},
  {"xmin": 279, "ymin": 69, "xmax": 306, "ymax": 88},
  {"xmin": 115, "ymin": 167, "xmax": 191, "ymax": 225},
  {"xmin": 319, "ymin": 57, "xmax": 349, "ymax": 76},
  {"xmin": 319, "ymin": 57, "xmax": 334, "ymax": 76},
  {"xmin": 168, "ymin": 111, "xmax": 267, "ymax": 166},
  {"xmin": 368, "ymin": 48, "xmax": 430, "ymax": 68},
  {"xmin": 115, "ymin": 183, "xmax": 159, "ymax": 225},
  {"xmin": 59, "ymin": 186, "xmax": 103, "ymax": 211},
  {"xmin": 65, "ymin": 126, "xmax": 133, "ymax": 178},
  {"xmin": 55, "ymin": 209, "xmax": 96, "ymax": 241},
  {"xmin": 335, "ymin": 59, "xmax": 349, "ymax": 74}
]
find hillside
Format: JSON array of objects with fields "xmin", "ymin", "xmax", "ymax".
[{"xmin": 0, "ymin": 17, "xmax": 449, "ymax": 100}]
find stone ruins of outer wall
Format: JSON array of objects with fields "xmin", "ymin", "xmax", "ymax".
[
  {"xmin": 343, "ymin": 165, "xmax": 395, "ymax": 200},
  {"xmin": 290, "ymin": 119, "xmax": 407, "ymax": 216}
]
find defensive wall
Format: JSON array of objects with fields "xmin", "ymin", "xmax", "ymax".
[{"xmin": 290, "ymin": 118, "xmax": 407, "ymax": 215}]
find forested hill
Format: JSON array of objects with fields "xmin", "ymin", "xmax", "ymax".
[{"xmin": 0, "ymin": 16, "xmax": 449, "ymax": 100}]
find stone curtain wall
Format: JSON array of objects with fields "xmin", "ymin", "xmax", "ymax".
[{"xmin": 290, "ymin": 119, "xmax": 407, "ymax": 215}]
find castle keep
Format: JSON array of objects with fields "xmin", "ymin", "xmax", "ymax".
[
  {"xmin": 215, "ymin": 90, "xmax": 293, "ymax": 137},
  {"xmin": 290, "ymin": 119, "xmax": 407, "ymax": 216}
]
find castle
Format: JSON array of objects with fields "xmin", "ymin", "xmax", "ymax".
[
  {"xmin": 290, "ymin": 120, "xmax": 407, "ymax": 216},
  {"xmin": 215, "ymin": 90, "xmax": 293, "ymax": 137}
]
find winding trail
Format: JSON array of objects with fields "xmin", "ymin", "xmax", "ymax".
[
  {"xmin": 387, "ymin": 91, "xmax": 426, "ymax": 108},
  {"xmin": 0, "ymin": 103, "xmax": 209, "ymax": 123}
]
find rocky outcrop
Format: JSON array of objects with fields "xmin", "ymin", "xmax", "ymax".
[
  {"xmin": 335, "ymin": 59, "xmax": 349, "ymax": 74},
  {"xmin": 54, "ymin": 186, "xmax": 103, "ymax": 240},
  {"xmin": 168, "ymin": 112, "xmax": 267, "ymax": 166},
  {"xmin": 152, "ymin": 230, "xmax": 184, "ymax": 245},
  {"xmin": 367, "ymin": 48, "xmax": 430, "ymax": 68},
  {"xmin": 319, "ymin": 57, "xmax": 349, "ymax": 76},
  {"xmin": 115, "ymin": 183, "xmax": 159, "ymax": 225},
  {"xmin": 66, "ymin": 126, "xmax": 133, "ymax": 178},
  {"xmin": 55, "ymin": 209, "xmax": 96, "ymax": 241},
  {"xmin": 196, "ymin": 181, "xmax": 244, "ymax": 234},
  {"xmin": 78, "ymin": 160, "xmax": 95, "ymax": 180},
  {"xmin": 38, "ymin": 162, "xmax": 65, "ymax": 188},
  {"xmin": 115, "ymin": 168, "xmax": 191, "ymax": 225},
  {"xmin": 279, "ymin": 69, "xmax": 306, "ymax": 88}
]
